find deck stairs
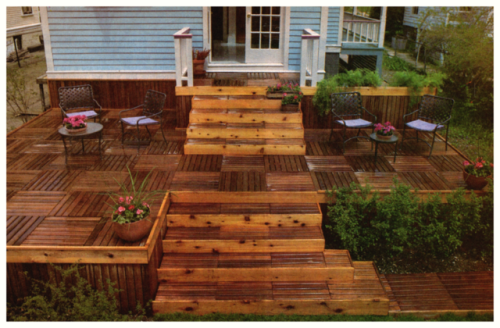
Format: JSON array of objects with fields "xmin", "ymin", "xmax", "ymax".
[
  {"xmin": 152, "ymin": 202, "xmax": 390, "ymax": 315},
  {"xmin": 184, "ymin": 96, "xmax": 306, "ymax": 155}
]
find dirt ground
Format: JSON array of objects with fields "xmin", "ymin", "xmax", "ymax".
[{"xmin": 6, "ymin": 50, "xmax": 48, "ymax": 132}]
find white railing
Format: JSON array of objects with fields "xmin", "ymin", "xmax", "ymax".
[
  {"xmin": 300, "ymin": 28, "xmax": 320, "ymax": 87},
  {"xmin": 174, "ymin": 27, "xmax": 193, "ymax": 87},
  {"xmin": 343, "ymin": 15, "xmax": 380, "ymax": 44}
]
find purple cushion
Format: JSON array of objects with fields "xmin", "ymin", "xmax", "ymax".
[
  {"xmin": 335, "ymin": 118, "xmax": 373, "ymax": 128},
  {"xmin": 121, "ymin": 116, "xmax": 159, "ymax": 126},
  {"xmin": 66, "ymin": 110, "xmax": 98, "ymax": 118},
  {"xmin": 406, "ymin": 119, "xmax": 444, "ymax": 131}
]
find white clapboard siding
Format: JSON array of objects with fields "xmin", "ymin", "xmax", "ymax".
[
  {"xmin": 326, "ymin": 7, "xmax": 341, "ymax": 45},
  {"xmin": 288, "ymin": 7, "xmax": 322, "ymax": 71},
  {"xmin": 47, "ymin": 6, "xmax": 203, "ymax": 71}
]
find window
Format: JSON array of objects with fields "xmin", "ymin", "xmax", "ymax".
[
  {"xmin": 459, "ymin": 7, "xmax": 471, "ymax": 12},
  {"xmin": 250, "ymin": 7, "xmax": 281, "ymax": 49},
  {"xmin": 21, "ymin": 7, "xmax": 33, "ymax": 15},
  {"xmin": 412, "ymin": 7, "xmax": 419, "ymax": 15}
]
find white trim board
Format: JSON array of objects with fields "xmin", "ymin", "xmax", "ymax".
[
  {"xmin": 46, "ymin": 71, "xmax": 176, "ymax": 80},
  {"xmin": 39, "ymin": 7, "xmax": 54, "ymax": 71}
]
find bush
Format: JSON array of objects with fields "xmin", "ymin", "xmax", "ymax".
[
  {"xmin": 326, "ymin": 178, "xmax": 492, "ymax": 262},
  {"xmin": 313, "ymin": 69, "xmax": 382, "ymax": 116},
  {"xmin": 7, "ymin": 263, "xmax": 148, "ymax": 321},
  {"xmin": 383, "ymin": 52, "xmax": 415, "ymax": 71},
  {"xmin": 389, "ymin": 71, "xmax": 446, "ymax": 108}
]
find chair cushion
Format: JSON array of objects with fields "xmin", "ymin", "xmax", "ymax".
[
  {"xmin": 66, "ymin": 110, "xmax": 98, "ymax": 118},
  {"xmin": 335, "ymin": 118, "xmax": 373, "ymax": 128},
  {"xmin": 121, "ymin": 116, "xmax": 159, "ymax": 126},
  {"xmin": 406, "ymin": 119, "xmax": 444, "ymax": 131}
]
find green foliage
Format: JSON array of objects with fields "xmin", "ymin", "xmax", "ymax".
[
  {"xmin": 313, "ymin": 69, "xmax": 382, "ymax": 116},
  {"xmin": 389, "ymin": 71, "xmax": 446, "ymax": 108},
  {"xmin": 154, "ymin": 312, "xmax": 493, "ymax": 321},
  {"xmin": 7, "ymin": 263, "xmax": 148, "ymax": 321},
  {"xmin": 383, "ymin": 52, "xmax": 414, "ymax": 71},
  {"xmin": 7, "ymin": 64, "xmax": 37, "ymax": 124},
  {"xmin": 326, "ymin": 178, "xmax": 492, "ymax": 261},
  {"xmin": 281, "ymin": 93, "xmax": 303, "ymax": 105}
]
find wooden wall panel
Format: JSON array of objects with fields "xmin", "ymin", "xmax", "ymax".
[
  {"xmin": 175, "ymin": 96, "xmax": 192, "ymax": 129},
  {"xmin": 301, "ymin": 95, "xmax": 419, "ymax": 129},
  {"xmin": 47, "ymin": 79, "xmax": 177, "ymax": 110}
]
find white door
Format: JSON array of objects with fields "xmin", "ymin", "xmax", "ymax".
[{"xmin": 245, "ymin": 6, "xmax": 284, "ymax": 64}]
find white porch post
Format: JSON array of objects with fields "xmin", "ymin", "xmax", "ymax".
[{"xmin": 378, "ymin": 7, "xmax": 387, "ymax": 48}]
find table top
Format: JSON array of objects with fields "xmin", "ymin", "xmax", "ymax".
[
  {"xmin": 58, "ymin": 122, "xmax": 103, "ymax": 137},
  {"xmin": 370, "ymin": 132, "xmax": 398, "ymax": 143}
]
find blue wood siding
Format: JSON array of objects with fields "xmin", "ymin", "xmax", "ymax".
[
  {"xmin": 288, "ymin": 7, "xmax": 321, "ymax": 71},
  {"xmin": 47, "ymin": 7, "xmax": 203, "ymax": 71},
  {"xmin": 327, "ymin": 7, "xmax": 341, "ymax": 45}
]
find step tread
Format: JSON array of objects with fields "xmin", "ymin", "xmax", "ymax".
[
  {"xmin": 164, "ymin": 226, "xmax": 323, "ymax": 240},
  {"xmin": 185, "ymin": 138, "xmax": 306, "ymax": 145},
  {"xmin": 188, "ymin": 123, "xmax": 303, "ymax": 129},
  {"xmin": 168, "ymin": 203, "xmax": 321, "ymax": 215}
]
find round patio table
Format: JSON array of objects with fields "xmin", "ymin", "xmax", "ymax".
[
  {"xmin": 58, "ymin": 122, "xmax": 103, "ymax": 164},
  {"xmin": 369, "ymin": 132, "xmax": 398, "ymax": 164}
]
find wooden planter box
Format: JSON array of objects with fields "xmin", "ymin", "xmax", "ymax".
[
  {"xmin": 193, "ymin": 59, "xmax": 205, "ymax": 76},
  {"xmin": 282, "ymin": 103, "xmax": 300, "ymax": 112},
  {"xmin": 267, "ymin": 91, "xmax": 299, "ymax": 99}
]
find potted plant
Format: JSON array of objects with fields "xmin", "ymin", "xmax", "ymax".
[
  {"xmin": 374, "ymin": 122, "xmax": 396, "ymax": 139},
  {"xmin": 281, "ymin": 91, "xmax": 303, "ymax": 112},
  {"xmin": 266, "ymin": 82, "xmax": 301, "ymax": 99},
  {"xmin": 63, "ymin": 115, "xmax": 87, "ymax": 133},
  {"xmin": 463, "ymin": 158, "xmax": 493, "ymax": 190},
  {"xmin": 106, "ymin": 167, "xmax": 164, "ymax": 242},
  {"xmin": 192, "ymin": 49, "xmax": 210, "ymax": 76}
]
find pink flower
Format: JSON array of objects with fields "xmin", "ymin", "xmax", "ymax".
[
  {"xmin": 119, "ymin": 197, "xmax": 124, "ymax": 203},
  {"xmin": 136, "ymin": 209, "xmax": 143, "ymax": 215},
  {"xmin": 142, "ymin": 202, "xmax": 149, "ymax": 208},
  {"xmin": 294, "ymin": 95, "xmax": 298, "ymax": 100},
  {"xmin": 463, "ymin": 161, "xmax": 470, "ymax": 166},
  {"xmin": 385, "ymin": 122, "xmax": 391, "ymax": 126},
  {"xmin": 118, "ymin": 206, "xmax": 125, "ymax": 213},
  {"xmin": 283, "ymin": 93, "xmax": 287, "ymax": 97},
  {"xmin": 125, "ymin": 196, "xmax": 133, "ymax": 204},
  {"xmin": 475, "ymin": 162, "xmax": 484, "ymax": 169},
  {"xmin": 128, "ymin": 205, "xmax": 135, "ymax": 210}
]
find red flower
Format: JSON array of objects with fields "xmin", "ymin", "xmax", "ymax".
[
  {"xmin": 475, "ymin": 162, "xmax": 483, "ymax": 169},
  {"xmin": 294, "ymin": 95, "xmax": 298, "ymax": 100},
  {"xmin": 128, "ymin": 205, "xmax": 135, "ymax": 210},
  {"xmin": 490, "ymin": 163, "xmax": 493, "ymax": 168},
  {"xmin": 463, "ymin": 161, "xmax": 470, "ymax": 166}
]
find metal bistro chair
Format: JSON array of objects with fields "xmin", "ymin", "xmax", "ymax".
[
  {"xmin": 58, "ymin": 85, "xmax": 102, "ymax": 122},
  {"xmin": 330, "ymin": 92, "xmax": 377, "ymax": 154},
  {"xmin": 401, "ymin": 94, "xmax": 454, "ymax": 157},
  {"xmin": 119, "ymin": 90, "xmax": 167, "ymax": 152}
]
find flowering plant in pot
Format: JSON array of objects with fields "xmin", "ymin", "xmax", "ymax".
[
  {"xmin": 62, "ymin": 115, "xmax": 87, "ymax": 133},
  {"xmin": 463, "ymin": 157, "xmax": 493, "ymax": 190},
  {"xmin": 281, "ymin": 92, "xmax": 303, "ymax": 111},
  {"xmin": 106, "ymin": 167, "xmax": 164, "ymax": 242},
  {"xmin": 374, "ymin": 122, "xmax": 396, "ymax": 139},
  {"xmin": 267, "ymin": 82, "xmax": 301, "ymax": 98},
  {"xmin": 192, "ymin": 49, "xmax": 210, "ymax": 75}
]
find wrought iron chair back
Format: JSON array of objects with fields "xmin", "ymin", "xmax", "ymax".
[
  {"xmin": 142, "ymin": 90, "xmax": 167, "ymax": 116},
  {"xmin": 418, "ymin": 95, "xmax": 454, "ymax": 123},
  {"xmin": 331, "ymin": 92, "xmax": 364, "ymax": 118},
  {"xmin": 58, "ymin": 85, "xmax": 96, "ymax": 111}
]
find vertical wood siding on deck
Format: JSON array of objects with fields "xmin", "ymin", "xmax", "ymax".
[
  {"xmin": 326, "ymin": 7, "xmax": 341, "ymax": 45},
  {"xmin": 288, "ymin": 7, "xmax": 322, "ymax": 71},
  {"xmin": 47, "ymin": 7, "xmax": 203, "ymax": 71}
]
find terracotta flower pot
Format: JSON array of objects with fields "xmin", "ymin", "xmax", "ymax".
[
  {"xmin": 112, "ymin": 217, "xmax": 154, "ymax": 242},
  {"xmin": 65, "ymin": 126, "xmax": 87, "ymax": 134},
  {"xmin": 281, "ymin": 103, "xmax": 300, "ymax": 112},
  {"xmin": 463, "ymin": 170, "xmax": 492, "ymax": 190},
  {"xmin": 193, "ymin": 59, "xmax": 205, "ymax": 76}
]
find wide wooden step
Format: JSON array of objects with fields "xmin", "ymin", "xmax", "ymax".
[
  {"xmin": 192, "ymin": 96, "xmax": 281, "ymax": 109},
  {"xmin": 167, "ymin": 203, "xmax": 322, "ymax": 227},
  {"xmin": 158, "ymin": 250, "xmax": 354, "ymax": 282},
  {"xmin": 152, "ymin": 261, "xmax": 389, "ymax": 315},
  {"xmin": 184, "ymin": 138, "xmax": 306, "ymax": 155},
  {"xmin": 189, "ymin": 108, "xmax": 303, "ymax": 124},
  {"xmin": 186, "ymin": 123, "xmax": 304, "ymax": 139},
  {"xmin": 163, "ymin": 226, "xmax": 325, "ymax": 253}
]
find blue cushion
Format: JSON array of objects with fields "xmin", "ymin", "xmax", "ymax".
[
  {"xmin": 335, "ymin": 118, "xmax": 373, "ymax": 128},
  {"xmin": 121, "ymin": 116, "xmax": 159, "ymax": 126},
  {"xmin": 406, "ymin": 119, "xmax": 444, "ymax": 131}
]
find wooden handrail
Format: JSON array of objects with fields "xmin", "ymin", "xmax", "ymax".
[{"xmin": 300, "ymin": 28, "xmax": 320, "ymax": 87}]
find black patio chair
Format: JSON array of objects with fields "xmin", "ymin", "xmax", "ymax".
[
  {"xmin": 400, "ymin": 94, "xmax": 454, "ymax": 157},
  {"xmin": 58, "ymin": 85, "xmax": 102, "ymax": 122},
  {"xmin": 119, "ymin": 90, "xmax": 167, "ymax": 152},
  {"xmin": 330, "ymin": 92, "xmax": 377, "ymax": 154}
]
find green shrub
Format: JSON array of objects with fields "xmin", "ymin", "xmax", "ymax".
[
  {"xmin": 389, "ymin": 71, "xmax": 446, "ymax": 108},
  {"xmin": 7, "ymin": 263, "xmax": 148, "ymax": 321},
  {"xmin": 313, "ymin": 69, "xmax": 382, "ymax": 116},
  {"xmin": 326, "ymin": 178, "xmax": 492, "ymax": 261},
  {"xmin": 383, "ymin": 53, "xmax": 415, "ymax": 71}
]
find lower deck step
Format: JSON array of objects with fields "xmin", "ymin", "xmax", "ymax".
[
  {"xmin": 186, "ymin": 123, "xmax": 304, "ymax": 139},
  {"xmin": 189, "ymin": 108, "xmax": 303, "ymax": 124},
  {"xmin": 163, "ymin": 226, "xmax": 324, "ymax": 253},
  {"xmin": 158, "ymin": 250, "xmax": 354, "ymax": 282},
  {"xmin": 184, "ymin": 138, "xmax": 306, "ymax": 155}
]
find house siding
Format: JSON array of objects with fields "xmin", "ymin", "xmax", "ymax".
[
  {"xmin": 326, "ymin": 7, "xmax": 341, "ymax": 45},
  {"xmin": 47, "ymin": 7, "xmax": 203, "ymax": 71},
  {"xmin": 7, "ymin": 7, "xmax": 40, "ymax": 29},
  {"xmin": 288, "ymin": 7, "xmax": 322, "ymax": 71}
]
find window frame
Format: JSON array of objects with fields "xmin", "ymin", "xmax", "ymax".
[
  {"xmin": 411, "ymin": 7, "xmax": 419, "ymax": 15},
  {"xmin": 21, "ymin": 7, "xmax": 33, "ymax": 16}
]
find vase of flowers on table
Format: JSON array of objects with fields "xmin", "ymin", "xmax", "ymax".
[
  {"xmin": 281, "ymin": 92, "xmax": 303, "ymax": 112},
  {"xmin": 463, "ymin": 158, "xmax": 493, "ymax": 190},
  {"xmin": 107, "ymin": 167, "xmax": 164, "ymax": 242},
  {"xmin": 267, "ymin": 82, "xmax": 301, "ymax": 99},
  {"xmin": 374, "ymin": 121, "xmax": 396, "ymax": 140},
  {"xmin": 63, "ymin": 115, "xmax": 87, "ymax": 133}
]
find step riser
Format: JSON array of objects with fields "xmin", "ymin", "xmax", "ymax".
[
  {"xmin": 192, "ymin": 99, "xmax": 282, "ymax": 109},
  {"xmin": 158, "ymin": 267, "xmax": 354, "ymax": 283},
  {"xmin": 189, "ymin": 113, "xmax": 302, "ymax": 124},
  {"xmin": 152, "ymin": 299, "xmax": 389, "ymax": 315},
  {"xmin": 186, "ymin": 128, "xmax": 304, "ymax": 139},
  {"xmin": 163, "ymin": 239, "xmax": 325, "ymax": 253},
  {"xmin": 166, "ymin": 214, "xmax": 322, "ymax": 228},
  {"xmin": 184, "ymin": 144, "xmax": 306, "ymax": 155}
]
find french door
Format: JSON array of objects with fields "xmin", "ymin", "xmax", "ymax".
[{"xmin": 245, "ymin": 6, "xmax": 284, "ymax": 64}]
